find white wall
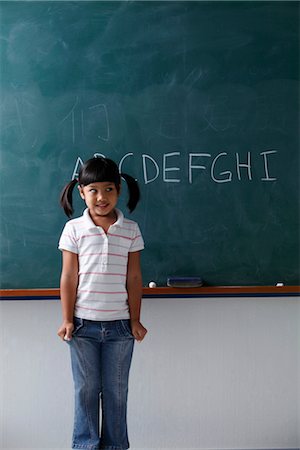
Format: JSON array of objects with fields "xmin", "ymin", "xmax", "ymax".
[{"xmin": 0, "ymin": 296, "xmax": 299, "ymax": 450}]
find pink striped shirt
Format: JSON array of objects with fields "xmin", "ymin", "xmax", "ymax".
[{"xmin": 58, "ymin": 208, "xmax": 144, "ymax": 321}]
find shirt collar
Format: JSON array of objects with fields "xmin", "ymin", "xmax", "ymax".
[
  {"xmin": 83, "ymin": 208, "xmax": 124, "ymax": 230},
  {"xmin": 113, "ymin": 208, "xmax": 124, "ymax": 227}
]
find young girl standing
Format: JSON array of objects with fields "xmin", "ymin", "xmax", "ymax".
[{"xmin": 57, "ymin": 157, "xmax": 147, "ymax": 450}]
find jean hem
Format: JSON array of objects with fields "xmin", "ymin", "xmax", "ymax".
[
  {"xmin": 72, "ymin": 445, "xmax": 128, "ymax": 450},
  {"xmin": 101, "ymin": 447, "xmax": 129, "ymax": 450},
  {"xmin": 72, "ymin": 445, "xmax": 100, "ymax": 450}
]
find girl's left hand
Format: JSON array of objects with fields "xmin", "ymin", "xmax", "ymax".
[{"xmin": 131, "ymin": 320, "xmax": 148, "ymax": 342}]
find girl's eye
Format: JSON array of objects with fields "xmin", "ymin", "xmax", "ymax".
[
  {"xmin": 106, "ymin": 187, "xmax": 113, "ymax": 192},
  {"xmin": 89, "ymin": 189, "xmax": 97, "ymax": 193}
]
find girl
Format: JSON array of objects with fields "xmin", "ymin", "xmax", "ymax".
[{"xmin": 57, "ymin": 157, "xmax": 147, "ymax": 450}]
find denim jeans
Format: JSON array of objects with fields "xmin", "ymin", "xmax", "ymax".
[{"xmin": 67, "ymin": 317, "xmax": 135, "ymax": 450}]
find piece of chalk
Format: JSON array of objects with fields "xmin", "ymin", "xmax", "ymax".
[
  {"xmin": 276, "ymin": 282, "xmax": 284, "ymax": 287},
  {"xmin": 64, "ymin": 336, "xmax": 71, "ymax": 341},
  {"xmin": 149, "ymin": 281, "xmax": 157, "ymax": 288}
]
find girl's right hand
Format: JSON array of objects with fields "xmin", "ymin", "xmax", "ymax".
[{"xmin": 57, "ymin": 321, "xmax": 74, "ymax": 341}]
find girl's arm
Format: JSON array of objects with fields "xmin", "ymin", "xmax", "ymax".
[
  {"xmin": 57, "ymin": 250, "xmax": 79, "ymax": 341},
  {"xmin": 127, "ymin": 251, "xmax": 147, "ymax": 341}
]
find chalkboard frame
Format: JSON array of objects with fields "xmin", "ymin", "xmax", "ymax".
[
  {"xmin": 0, "ymin": 286, "xmax": 299, "ymax": 301},
  {"xmin": 0, "ymin": 1, "xmax": 299, "ymax": 288}
]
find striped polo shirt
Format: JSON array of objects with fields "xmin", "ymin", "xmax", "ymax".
[{"xmin": 58, "ymin": 208, "xmax": 144, "ymax": 321}]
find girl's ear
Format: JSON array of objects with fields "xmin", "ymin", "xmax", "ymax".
[
  {"xmin": 78, "ymin": 185, "xmax": 85, "ymax": 200},
  {"xmin": 117, "ymin": 183, "xmax": 121, "ymax": 196}
]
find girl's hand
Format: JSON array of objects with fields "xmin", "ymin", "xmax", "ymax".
[
  {"xmin": 131, "ymin": 320, "xmax": 147, "ymax": 342},
  {"xmin": 57, "ymin": 321, "xmax": 74, "ymax": 341}
]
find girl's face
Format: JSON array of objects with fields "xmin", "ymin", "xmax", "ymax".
[{"xmin": 79, "ymin": 181, "xmax": 120, "ymax": 221}]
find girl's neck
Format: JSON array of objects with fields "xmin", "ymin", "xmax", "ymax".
[{"xmin": 89, "ymin": 209, "xmax": 117, "ymax": 233}]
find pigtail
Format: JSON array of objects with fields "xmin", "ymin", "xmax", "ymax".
[
  {"xmin": 121, "ymin": 173, "xmax": 140, "ymax": 213},
  {"xmin": 60, "ymin": 179, "xmax": 78, "ymax": 217}
]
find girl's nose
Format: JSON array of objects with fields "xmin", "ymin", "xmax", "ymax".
[{"xmin": 97, "ymin": 191, "xmax": 105, "ymax": 201}]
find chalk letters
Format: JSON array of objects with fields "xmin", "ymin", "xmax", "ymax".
[{"xmin": 72, "ymin": 150, "xmax": 278, "ymax": 185}]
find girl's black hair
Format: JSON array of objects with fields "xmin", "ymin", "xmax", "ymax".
[{"xmin": 60, "ymin": 157, "xmax": 140, "ymax": 217}]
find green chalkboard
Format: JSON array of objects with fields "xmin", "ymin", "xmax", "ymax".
[{"xmin": 0, "ymin": 1, "xmax": 299, "ymax": 288}]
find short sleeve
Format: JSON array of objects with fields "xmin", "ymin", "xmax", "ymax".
[
  {"xmin": 58, "ymin": 222, "xmax": 78, "ymax": 254},
  {"xmin": 129, "ymin": 223, "xmax": 144, "ymax": 253}
]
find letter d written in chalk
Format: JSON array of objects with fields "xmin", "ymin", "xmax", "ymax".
[{"xmin": 142, "ymin": 154, "xmax": 159, "ymax": 184}]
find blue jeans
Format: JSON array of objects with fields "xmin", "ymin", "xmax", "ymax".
[{"xmin": 67, "ymin": 317, "xmax": 135, "ymax": 450}]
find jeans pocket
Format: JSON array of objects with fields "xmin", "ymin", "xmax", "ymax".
[
  {"xmin": 119, "ymin": 319, "xmax": 133, "ymax": 338},
  {"xmin": 72, "ymin": 317, "xmax": 84, "ymax": 336}
]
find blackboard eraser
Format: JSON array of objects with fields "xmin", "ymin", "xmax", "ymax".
[{"xmin": 167, "ymin": 277, "xmax": 203, "ymax": 288}]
